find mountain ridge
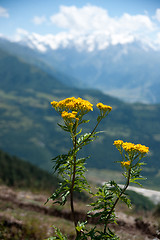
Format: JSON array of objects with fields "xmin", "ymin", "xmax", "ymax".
[
  {"xmin": 0, "ymin": 38, "xmax": 81, "ymax": 89},
  {"xmin": 1, "ymin": 37, "xmax": 160, "ymax": 104}
]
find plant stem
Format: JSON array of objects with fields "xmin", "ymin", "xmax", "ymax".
[
  {"xmin": 104, "ymin": 168, "xmax": 131, "ymax": 233},
  {"xmin": 78, "ymin": 117, "xmax": 102, "ymax": 149},
  {"xmin": 70, "ymin": 127, "xmax": 80, "ymax": 238},
  {"xmin": 70, "ymin": 117, "xmax": 103, "ymax": 238},
  {"xmin": 70, "ymin": 155, "xmax": 77, "ymax": 226}
]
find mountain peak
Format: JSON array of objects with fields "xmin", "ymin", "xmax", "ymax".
[{"xmin": 1, "ymin": 37, "xmax": 160, "ymax": 104}]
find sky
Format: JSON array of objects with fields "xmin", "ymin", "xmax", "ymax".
[{"xmin": 0, "ymin": 0, "xmax": 160, "ymax": 51}]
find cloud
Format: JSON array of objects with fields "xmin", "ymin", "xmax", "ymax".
[
  {"xmin": 32, "ymin": 16, "xmax": 46, "ymax": 25},
  {"xmin": 0, "ymin": 6, "xmax": 9, "ymax": 18},
  {"xmin": 15, "ymin": 28, "xmax": 29, "ymax": 41},
  {"xmin": 14, "ymin": 5, "xmax": 160, "ymax": 52},
  {"xmin": 50, "ymin": 5, "xmax": 109, "ymax": 33},
  {"xmin": 50, "ymin": 5, "xmax": 157, "ymax": 49},
  {"xmin": 50, "ymin": 5, "xmax": 154, "ymax": 33},
  {"xmin": 155, "ymin": 9, "xmax": 160, "ymax": 22}
]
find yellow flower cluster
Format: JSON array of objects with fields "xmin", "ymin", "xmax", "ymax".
[
  {"xmin": 121, "ymin": 161, "xmax": 131, "ymax": 167},
  {"xmin": 114, "ymin": 140, "xmax": 149, "ymax": 154},
  {"xmin": 96, "ymin": 103, "xmax": 112, "ymax": 113},
  {"xmin": 113, "ymin": 140, "xmax": 123, "ymax": 147},
  {"xmin": 61, "ymin": 111, "xmax": 79, "ymax": 121},
  {"xmin": 51, "ymin": 97, "xmax": 94, "ymax": 128},
  {"xmin": 51, "ymin": 97, "xmax": 113, "ymax": 129},
  {"xmin": 122, "ymin": 142, "xmax": 136, "ymax": 152},
  {"xmin": 51, "ymin": 97, "xmax": 93, "ymax": 113},
  {"xmin": 134, "ymin": 144, "xmax": 149, "ymax": 153}
]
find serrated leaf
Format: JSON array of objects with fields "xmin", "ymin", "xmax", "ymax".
[{"xmin": 57, "ymin": 123, "xmax": 70, "ymax": 132}]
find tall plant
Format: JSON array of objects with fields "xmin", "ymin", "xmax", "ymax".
[{"xmin": 46, "ymin": 97, "xmax": 149, "ymax": 240}]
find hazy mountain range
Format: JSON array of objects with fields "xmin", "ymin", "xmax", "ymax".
[
  {"xmin": 1, "ymin": 37, "xmax": 160, "ymax": 104},
  {"xmin": 0, "ymin": 38, "xmax": 160, "ymax": 189}
]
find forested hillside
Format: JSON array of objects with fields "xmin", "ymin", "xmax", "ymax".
[
  {"xmin": 0, "ymin": 149, "xmax": 58, "ymax": 191},
  {"xmin": 0, "ymin": 48, "xmax": 160, "ymax": 188}
]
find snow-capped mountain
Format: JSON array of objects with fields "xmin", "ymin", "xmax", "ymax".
[{"xmin": 1, "ymin": 36, "xmax": 160, "ymax": 103}]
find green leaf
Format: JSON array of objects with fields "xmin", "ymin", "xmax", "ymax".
[
  {"xmin": 76, "ymin": 128, "xmax": 82, "ymax": 136},
  {"xmin": 79, "ymin": 119, "xmax": 90, "ymax": 125},
  {"xmin": 46, "ymin": 182, "xmax": 70, "ymax": 206},
  {"xmin": 57, "ymin": 123, "xmax": 70, "ymax": 132},
  {"xmin": 120, "ymin": 194, "xmax": 131, "ymax": 208},
  {"xmin": 49, "ymin": 225, "xmax": 68, "ymax": 240}
]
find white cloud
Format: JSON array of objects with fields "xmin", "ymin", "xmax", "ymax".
[
  {"xmin": 14, "ymin": 5, "xmax": 160, "ymax": 52},
  {"xmin": 0, "ymin": 6, "xmax": 9, "ymax": 18},
  {"xmin": 49, "ymin": 5, "xmax": 156, "ymax": 49},
  {"xmin": 50, "ymin": 5, "xmax": 154, "ymax": 34},
  {"xmin": 15, "ymin": 28, "xmax": 29, "ymax": 41},
  {"xmin": 32, "ymin": 16, "xmax": 46, "ymax": 25},
  {"xmin": 155, "ymin": 32, "xmax": 160, "ymax": 47},
  {"xmin": 50, "ymin": 5, "xmax": 109, "ymax": 33},
  {"xmin": 155, "ymin": 9, "xmax": 160, "ymax": 22}
]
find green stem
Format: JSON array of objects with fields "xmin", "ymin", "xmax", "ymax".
[
  {"xmin": 70, "ymin": 116, "xmax": 103, "ymax": 238},
  {"xmin": 70, "ymin": 127, "xmax": 80, "ymax": 238},
  {"xmin": 78, "ymin": 116, "xmax": 102, "ymax": 149},
  {"xmin": 104, "ymin": 167, "xmax": 131, "ymax": 233},
  {"xmin": 70, "ymin": 155, "xmax": 77, "ymax": 226}
]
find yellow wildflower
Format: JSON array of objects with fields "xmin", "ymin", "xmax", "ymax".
[
  {"xmin": 61, "ymin": 111, "xmax": 77, "ymax": 120},
  {"xmin": 121, "ymin": 161, "xmax": 131, "ymax": 167},
  {"xmin": 113, "ymin": 140, "xmax": 123, "ymax": 147},
  {"xmin": 122, "ymin": 142, "xmax": 135, "ymax": 152},
  {"xmin": 134, "ymin": 144, "xmax": 149, "ymax": 154},
  {"xmin": 51, "ymin": 100, "xmax": 58, "ymax": 108},
  {"xmin": 119, "ymin": 141, "xmax": 149, "ymax": 154},
  {"xmin": 96, "ymin": 103, "xmax": 112, "ymax": 112},
  {"xmin": 51, "ymin": 97, "xmax": 93, "ymax": 113}
]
